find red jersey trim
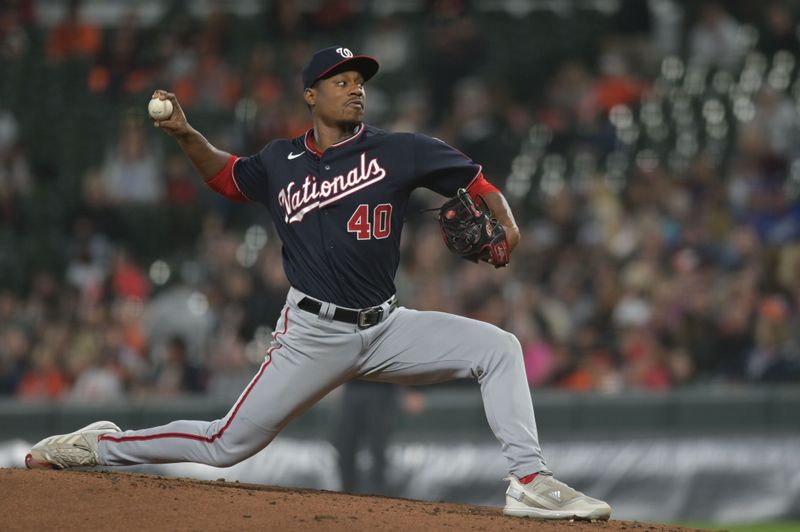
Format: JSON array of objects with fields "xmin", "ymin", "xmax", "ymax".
[
  {"xmin": 466, "ymin": 170, "xmax": 500, "ymax": 199},
  {"xmin": 303, "ymin": 130, "xmax": 323, "ymax": 157},
  {"xmin": 464, "ymin": 165, "xmax": 483, "ymax": 190},
  {"xmin": 230, "ymin": 157, "xmax": 253, "ymax": 201},
  {"xmin": 205, "ymin": 155, "xmax": 248, "ymax": 202},
  {"xmin": 99, "ymin": 307, "xmax": 292, "ymax": 446}
]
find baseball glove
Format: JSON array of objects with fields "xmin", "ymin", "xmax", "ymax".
[{"xmin": 437, "ymin": 188, "xmax": 510, "ymax": 267}]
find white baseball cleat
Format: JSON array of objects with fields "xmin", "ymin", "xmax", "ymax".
[
  {"xmin": 503, "ymin": 473, "xmax": 612, "ymax": 521},
  {"xmin": 25, "ymin": 421, "xmax": 121, "ymax": 470}
]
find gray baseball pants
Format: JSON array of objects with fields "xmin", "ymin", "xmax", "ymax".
[{"xmin": 97, "ymin": 287, "xmax": 549, "ymax": 477}]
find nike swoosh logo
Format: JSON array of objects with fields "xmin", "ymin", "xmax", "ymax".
[{"xmin": 287, "ymin": 152, "xmax": 304, "ymax": 160}]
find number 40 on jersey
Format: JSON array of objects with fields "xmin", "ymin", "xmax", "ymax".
[{"xmin": 347, "ymin": 204, "xmax": 392, "ymax": 240}]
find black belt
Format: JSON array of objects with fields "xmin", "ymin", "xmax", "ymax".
[{"xmin": 298, "ymin": 296, "xmax": 397, "ymax": 329}]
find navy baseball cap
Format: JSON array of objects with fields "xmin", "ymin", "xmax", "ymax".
[{"xmin": 302, "ymin": 46, "xmax": 379, "ymax": 89}]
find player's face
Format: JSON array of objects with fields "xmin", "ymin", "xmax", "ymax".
[{"xmin": 306, "ymin": 71, "xmax": 366, "ymax": 126}]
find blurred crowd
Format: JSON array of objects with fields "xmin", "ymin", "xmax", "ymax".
[{"xmin": 1, "ymin": 0, "xmax": 800, "ymax": 403}]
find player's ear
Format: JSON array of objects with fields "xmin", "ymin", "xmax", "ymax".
[{"xmin": 303, "ymin": 88, "xmax": 315, "ymax": 108}]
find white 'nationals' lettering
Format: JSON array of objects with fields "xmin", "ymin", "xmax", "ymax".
[{"xmin": 277, "ymin": 153, "xmax": 386, "ymax": 223}]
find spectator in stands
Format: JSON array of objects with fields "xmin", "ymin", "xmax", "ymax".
[
  {"xmin": 64, "ymin": 240, "xmax": 106, "ymax": 307},
  {"xmin": 540, "ymin": 60, "xmax": 594, "ymax": 135},
  {"xmin": 64, "ymin": 201, "xmax": 113, "ymax": 294},
  {"xmin": 744, "ymin": 295, "xmax": 800, "ymax": 381},
  {"xmin": 155, "ymin": 8, "xmax": 198, "ymax": 86},
  {"xmin": 334, "ymin": 381, "xmax": 399, "ymax": 495},
  {"xmin": 152, "ymin": 335, "xmax": 206, "ymax": 395},
  {"xmin": 447, "ymin": 78, "xmax": 516, "ymax": 180},
  {"xmin": 363, "ymin": 16, "xmax": 411, "ymax": 80},
  {"xmin": 69, "ymin": 168, "xmax": 124, "ymax": 245},
  {"xmin": 688, "ymin": 2, "xmax": 746, "ymax": 71},
  {"xmin": 111, "ymin": 298, "xmax": 149, "ymax": 365},
  {"xmin": 744, "ymin": 176, "xmax": 800, "ymax": 246},
  {"xmin": 109, "ymin": 247, "xmax": 150, "ymax": 303},
  {"xmin": 619, "ymin": 326, "xmax": 671, "ymax": 390},
  {"xmin": 0, "ymin": 108, "xmax": 33, "ymax": 228},
  {"xmin": 16, "ymin": 325, "xmax": 70, "ymax": 401},
  {"xmin": 101, "ymin": 122, "xmax": 164, "ymax": 204},
  {"xmin": 307, "ymin": 0, "xmax": 361, "ymax": 35},
  {"xmin": 20, "ymin": 271, "xmax": 60, "ymax": 331},
  {"xmin": 174, "ymin": 37, "xmax": 242, "ymax": 111},
  {"xmin": 242, "ymin": 243, "xmax": 291, "ymax": 340},
  {"xmin": 0, "ymin": 1, "xmax": 31, "ymax": 59},
  {"xmin": 45, "ymin": 0, "xmax": 102, "ymax": 62},
  {"xmin": 0, "ymin": 108, "xmax": 20, "ymax": 158},
  {"xmin": 241, "ymin": 44, "xmax": 285, "ymax": 111},
  {"xmin": 516, "ymin": 314, "xmax": 557, "ymax": 388},
  {"xmin": 334, "ymin": 381, "xmax": 427, "ymax": 495},
  {"xmin": 711, "ymin": 270, "xmax": 757, "ymax": 377},
  {"xmin": 739, "ymin": 86, "xmax": 800, "ymax": 160},
  {"xmin": 88, "ymin": 9, "xmax": 150, "ymax": 98},
  {"xmin": 757, "ymin": 2, "xmax": 800, "ymax": 58},
  {"xmin": 423, "ymin": 0, "xmax": 485, "ymax": 124},
  {"xmin": 67, "ymin": 355, "xmax": 125, "ymax": 401},
  {"xmin": 0, "ymin": 319, "xmax": 29, "ymax": 395},
  {"xmin": 260, "ymin": 0, "xmax": 309, "ymax": 41},
  {"xmin": 583, "ymin": 43, "xmax": 649, "ymax": 122}
]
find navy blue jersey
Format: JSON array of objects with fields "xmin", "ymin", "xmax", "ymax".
[{"xmin": 233, "ymin": 125, "xmax": 480, "ymax": 308}]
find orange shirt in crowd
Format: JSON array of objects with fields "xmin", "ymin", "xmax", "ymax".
[
  {"xmin": 17, "ymin": 370, "xmax": 69, "ymax": 400},
  {"xmin": 46, "ymin": 20, "xmax": 102, "ymax": 61}
]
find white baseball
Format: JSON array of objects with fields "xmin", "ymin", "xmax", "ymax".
[{"xmin": 148, "ymin": 97, "xmax": 173, "ymax": 120}]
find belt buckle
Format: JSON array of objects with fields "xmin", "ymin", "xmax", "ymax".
[{"xmin": 357, "ymin": 306, "xmax": 383, "ymax": 329}]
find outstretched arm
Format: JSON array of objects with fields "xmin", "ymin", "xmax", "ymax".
[{"xmin": 149, "ymin": 89, "xmax": 231, "ymax": 181}]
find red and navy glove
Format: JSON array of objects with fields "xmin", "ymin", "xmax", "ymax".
[{"xmin": 437, "ymin": 188, "xmax": 510, "ymax": 268}]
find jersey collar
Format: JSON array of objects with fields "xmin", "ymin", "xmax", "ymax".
[{"xmin": 303, "ymin": 124, "xmax": 366, "ymax": 157}]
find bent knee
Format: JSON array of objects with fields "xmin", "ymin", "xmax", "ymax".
[
  {"xmin": 479, "ymin": 328, "xmax": 523, "ymax": 366},
  {"xmin": 207, "ymin": 438, "xmax": 259, "ymax": 467},
  {"xmin": 501, "ymin": 330, "xmax": 522, "ymax": 355},
  {"xmin": 488, "ymin": 328, "xmax": 521, "ymax": 357},
  {"xmin": 482, "ymin": 329, "xmax": 521, "ymax": 371},
  {"xmin": 207, "ymin": 425, "xmax": 277, "ymax": 467}
]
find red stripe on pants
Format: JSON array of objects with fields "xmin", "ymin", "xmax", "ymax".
[{"xmin": 99, "ymin": 307, "xmax": 291, "ymax": 444}]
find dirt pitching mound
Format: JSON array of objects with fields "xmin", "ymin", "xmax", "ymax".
[{"xmin": 1, "ymin": 469, "xmax": 707, "ymax": 531}]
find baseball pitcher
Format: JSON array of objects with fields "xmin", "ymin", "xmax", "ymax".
[{"xmin": 27, "ymin": 47, "xmax": 611, "ymax": 521}]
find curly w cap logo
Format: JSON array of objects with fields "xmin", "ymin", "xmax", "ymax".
[{"xmin": 336, "ymin": 47, "xmax": 353, "ymax": 58}]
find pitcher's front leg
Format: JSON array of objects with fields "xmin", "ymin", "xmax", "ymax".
[{"xmin": 361, "ymin": 308, "xmax": 548, "ymax": 477}]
